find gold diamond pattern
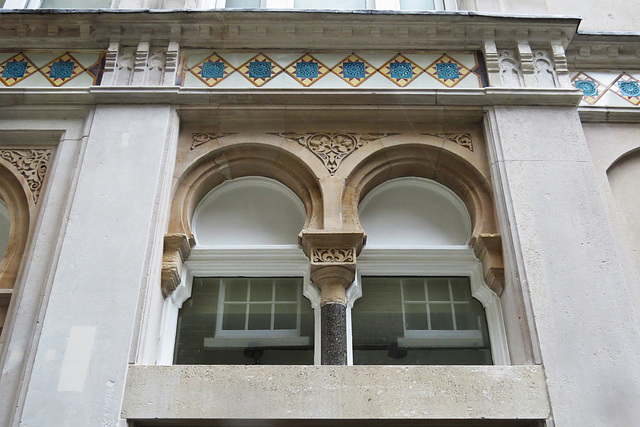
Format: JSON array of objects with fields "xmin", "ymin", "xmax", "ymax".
[
  {"xmin": 284, "ymin": 54, "xmax": 330, "ymax": 87},
  {"xmin": 39, "ymin": 52, "xmax": 86, "ymax": 87},
  {"xmin": 0, "ymin": 53, "xmax": 38, "ymax": 87},
  {"xmin": 331, "ymin": 54, "xmax": 376, "ymax": 87},
  {"xmin": 609, "ymin": 73, "xmax": 640, "ymax": 106},
  {"xmin": 189, "ymin": 53, "xmax": 235, "ymax": 87},
  {"xmin": 424, "ymin": 54, "xmax": 472, "ymax": 88},
  {"xmin": 237, "ymin": 53, "xmax": 283, "ymax": 87},
  {"xmin": 378, "ymin": 54, "xmax": 423, "ymax": 87}
]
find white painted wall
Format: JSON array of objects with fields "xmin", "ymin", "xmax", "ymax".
[
  {"xmin": 485, "ymin": 106, "xmax": 640, "ymax": 425},
  {"xmin": 18, "ymin": 105, "xmax": 178, "ymax": 427}
]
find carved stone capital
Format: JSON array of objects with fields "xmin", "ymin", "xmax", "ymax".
[
  {"xmin": 161, "ymin": 233, "xmax": 192, "ymax": 298},
  {"xmin": 310, "ymin": 264, "xmax": 356, "ymax": 305},
  {"xmin": 472, "ymin": 233, "xmax": 505, "ymax": 296}
]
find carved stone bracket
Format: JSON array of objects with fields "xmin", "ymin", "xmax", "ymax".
[
  {"xmin": 472, "ymin": 233, "xmax": 505, "ymax": 296},
  {"xmin": 0, "ymin": 149, "xmax": 52, "ymax": 204},
  {"xmin": 423, "ymin": 133, "xmax": 473, "ymax": 152},
  {"xmin": 161, "ymin": 233, "xmax": 192, "ymax": 298},
  {"xmin": 274, "ymin": 133, "xmax": 396, "ymax": 174},
  {"xmin": 191, "ymin": 133, "xmax": 235, "ymax": 150}
]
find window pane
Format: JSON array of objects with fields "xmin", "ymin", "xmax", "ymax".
[
  {"xmin": 250, "ymin": 279, "xmax": 273, "ymax": 302},
  {"xmin": 222, "ymin": 303, "xmax": 246, "ymax": 330},
  {"xmin": 353, "ymin": 276, "xmax": 492, "ymax": 365},
  {"xmin": 451, "ymin": 277, "xmax": 472, "ymax": 301},
  {"xmin": 175, "ymin": 277, "xmax": 314, "ymax": 365},
  {"xmin": 248, "ymin": 303, "xmax": 271, "ymax": 330},
  {"xmin": 294, "ymin": 0, "xmax": 366, "ymax": 10},
  {"xmin": 40, "ymin": 0, "xmax": 112, "ymax": 7},
  {"xmin": 399, "ymin": 0, "xmax": 435, "ymax": 10},
  {"xmin": 402, "ymin": 278, "xmax": 425, "ymax": 301},
  {"xmin": 225, "ymin": 0, "xmax": 261, "ymax": 8}
]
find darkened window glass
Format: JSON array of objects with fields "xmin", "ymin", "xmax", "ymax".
[
  {"xmin": 352, "ymin": 277, "xmax": 492, "ymax": 365},
  {"xmin": 175, "ymin": 277, "xmax": 314, "ymax": 365}
]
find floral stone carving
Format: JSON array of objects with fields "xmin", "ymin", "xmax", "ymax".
[
  {"xmin": 0, "ymin": 149, "xmax": 52, "ymax": 204},
  {"xmin": 312, "ymin": 248, "xmax": 355, "ymax": 263},
  {"xmin": 275, "ymin": 133, "xmax": 395, "ymax": 174},
  {"xmin": 191, "ymin": 133, "xmax": 236, "ymax": 150},
  {"xmin": 423, "ymin": 133, "xmax": 474, "ymax": 152}
]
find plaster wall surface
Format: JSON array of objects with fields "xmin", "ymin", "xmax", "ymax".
[
  {"xmin": 18, "ymin": 105, "xmax": 178, "ymax": 427},
  {"xmin": 582, "ymin": 123, "xmax": 640, "ymax": 329},
  {"xmin": 487, "ymin": 106, "xmax": 640, "ymax": 425},
  {"xmin": 122, "ymin": 365, "xmax": 550, "ymax": 420}
]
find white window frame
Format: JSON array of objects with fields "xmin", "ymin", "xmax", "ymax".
[
  {"xmin": 157, "ymin": 245, "xmax": 321, "ymax": 365},
  {"xmin": 199, "ymin": 0, "xmax": 454, "ymax": 10},
  {"xmin": 346, "ymin": 246, "xmax": 510, "ymax": 365}
]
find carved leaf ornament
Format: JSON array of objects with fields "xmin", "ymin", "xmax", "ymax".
[
  {"xmin": 0, "ymin": 149, "xmax": 52, "ymax": 204},
  {"xmin": 423, "ymin": 133, "xmax": 474, "ymax": 152},
  {"xmin": 191, "ymin": 132, "xmax": 236, "ymax": 150},
  {"xmin": 312, "ymin": 248, "xmax": 355, "ymax": 263},
  {"xmin": 277, "ymin": 133, "xmax": 394, "ymax": 174}
]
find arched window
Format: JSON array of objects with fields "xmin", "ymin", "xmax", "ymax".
[
  {"xmin": 348, "ymin": 177, "xmax": 509, "ymax": 365},
  {"xmin": 160, "ymin": 177, "xmax": 320, "ymax": 365}
]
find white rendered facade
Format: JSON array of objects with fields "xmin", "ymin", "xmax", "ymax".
[{"xmin": 0, "ymin": 1, "xmax": 640, "ymax": 426}]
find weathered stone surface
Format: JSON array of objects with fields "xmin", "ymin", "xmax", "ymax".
[{"xmin": 321, "ymin": 303, "xmax": 347, "ymax": 365}]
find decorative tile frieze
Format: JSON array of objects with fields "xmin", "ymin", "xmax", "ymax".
[
  {"xmin": 191, "ymin": 133, "xmax": 235, "ymax": 150},
  {"xmin": 284, "ymin": 54, "xmax": 330, "ymax": 87},
  {"xmin": 39, "ymin": 52, "xmax": 85, "ymax": 87},
  {"xmin": 610, "ymin": 73, "xmax": 640, "ymax": 106},
  {"xmin": 331, "ymin": 54, "xmax": 376, "ymax": 87},
  {"xmin": 237, "ymin": 53, "xmax": 283, "ymax": 87},
  {"xmin": 378, "ymin": 54, "xmax": 423, "ymax": 87},
  {"xmin": 0, "ymin": 149, "xmax": 52, "ymax": 204},
  {"xmin": 189, "ymin": 53, "xmax": 235, "ymax": 87},
  {"xmin": 275, "ymin": 132, "xmax": 394, "ymax": 175},
  {"xmin": 424, "ymin": 54, "xmax": 471, "ymax": 88},
  {"xmin": 571, "ymin": 72, "xmax": 607, "ymax": 105},
  {"xmin": 0, "ymin": 53, "xmax": 38, "ymax": 87},
  {"xmin": 423, "ymin": 133, "xmax": 474, "ymax": 152}
]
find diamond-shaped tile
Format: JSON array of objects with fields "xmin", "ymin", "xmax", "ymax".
[
  {"xmin": 0, "ymin": 53, "xmax": 38, "ymax": 87},
  {"xmin": 237, "ymin": 53, "xmax": 283, "ymax": 87},
  {"xmin": 189, "ymin": 53, "xmax": 235, "ymax": 87},
  {"xmin": 39, "ymin": 53, "xmax": 85, "ymax": 87},
  {"xmin": 85, "ymin": 52, "xmax": 106, "ymax": 85},
  {"xmin": 378, "ymin": 54, "xmax": 423, "ymax": 87},
  {"xmin": 610, "ymin": 73, "xmax": 640, "ymax": 106},
  {"xmin": 424, "ymin": 54, "xmax": 472, "ymax": 88},
  {"xmin": 571, "ymin": 72, "xmax": 607, "ymax": 105},
  {"xmin": 284, "ymin": 54, "xmax": 330, "ymax": 87},
  {"xmin": 331, "ymin": 54, "xmax": 376, "ymax": 87}
]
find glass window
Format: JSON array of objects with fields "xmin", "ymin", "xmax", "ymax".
[
  {"xmin": 174, "ymin": 277, "xmax": 315, "ymax": 365},
  {"xmin": 294, "ymin": 0, "xmax": 366, "ymax": 9},
  {"xmin": 399, "ymin": 0, "xmax": 435, "ymax": 9},
  {"xmin": 39, "ymin": 0, "xmax": 111, "ymax": 7},
  {"xmin": 351, "ymin": 276, "xmax": 492, "ymax": 365},
  {"xmin": 224, "ymin": 0, "xmax": 261, "ymax": 8}
]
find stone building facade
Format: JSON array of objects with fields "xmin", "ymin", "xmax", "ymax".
[{"xmin": 0, "ymin": 1, "xmax": 640, "ymax": 426}]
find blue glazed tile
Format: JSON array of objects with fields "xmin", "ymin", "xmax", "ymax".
[
  {"xmin": 343, "ymin": 62, "xmax": 366, "ymax": 79},
  {"xmin": 201, "ymin": 61, "xmax": 225, "ymax": 79},
  {"xmin": 249, "ymin": 61, "xmax": 272, "ymax": 79},
  {"xmin": 49, "ymin": 61, "xmax": 75, "ymax": 79},
  {"xmin": 574, "ymin": 80, "xmax": 598, "ymax": 97},
  {"xmin": 436, "ymin": 62, "xmax": 460, "ymax": 80},
  {"xmin": 390, "ymin": 62, "xmax": 412, "ymax": 79},
  {"xmin": 296, "ymin": 62, "xmax": 319, "ymax": 79},
  {"xmin": 2, "ymin": 61, "xmax": 28, "ymax": 79},
  {"xmin": 619, "ymin": 80, "xmax": 640, "ymax": 97}
]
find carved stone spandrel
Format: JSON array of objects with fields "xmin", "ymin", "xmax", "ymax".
[
  {"xmin": 191, "ymin": 133, "xmax": 236, "ymax": 150},
  {"xmin": 423, "ymin": 133, "xmax": 473, "ymax": 152},
  {"xmin": 0, "ymin": 149, "xmax": 52, "ymax": 204}
]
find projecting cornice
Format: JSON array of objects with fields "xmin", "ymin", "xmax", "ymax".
[
  {"xmin": 566, "ymin": 32, "xmax": 640, "ymax": 70},
  {"xmin": 0, "ymin": 9, "xmax": 580, "ymax": 50}
]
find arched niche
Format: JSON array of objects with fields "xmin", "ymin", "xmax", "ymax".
[
  {"xmin": 193, "ymin": 177, "xmax": 306, "ymax": 246},
  {"xmin": 359, "ymin": 177, "xmax": 472, "ymax": 246},
  {"xmin": 343, "ymin": 144, "xmax": 497, "ymax": 240},
  {"xmin": 169, "ymin": 144, "xmax": 324, "ymax": 243}
]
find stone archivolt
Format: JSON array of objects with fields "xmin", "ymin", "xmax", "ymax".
[
  {"xmin": 275, "ymin": 133, "xmax": 395, "ymax": 175},
  {"xmin": 0, "ymin": 149, "xmax": 52, "ymax": 204}
]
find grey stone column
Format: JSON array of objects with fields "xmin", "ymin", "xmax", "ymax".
[{"xmin": 311, "ymin": 265, "xmax": 354, "ymax": 365}]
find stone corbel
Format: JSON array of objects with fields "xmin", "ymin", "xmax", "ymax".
[
  {"xmin": 472, "ymin": 233, "xmax": 505, "ymax": 296},
  {"xmin": 550, "ymin": 40, "xmax": 571, "ymax": 88},
  {"xmin": 101, "ymin": 40, "xmax": 120, "ymax": 86},
  {"xmin": 517, "ymin": 40, "xmax": 537, "ymax": 87},
  {"xmin": 132, "ymin": 35, "xmax": 151, "ymax": 86},
  {"xmin": 299, "ymin": 230, "xmax": 366, "ymax": 304},
  {"xmin": 161, "ymin": 233, "xmax": 192, "ymax": 298},
  {"xmin": 483, "ymin": 39, "xmax": 501, "ymax": 87},
  {"xmin": 164, "ymin": 40, "xmax": 180, "ymax": 87}
]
